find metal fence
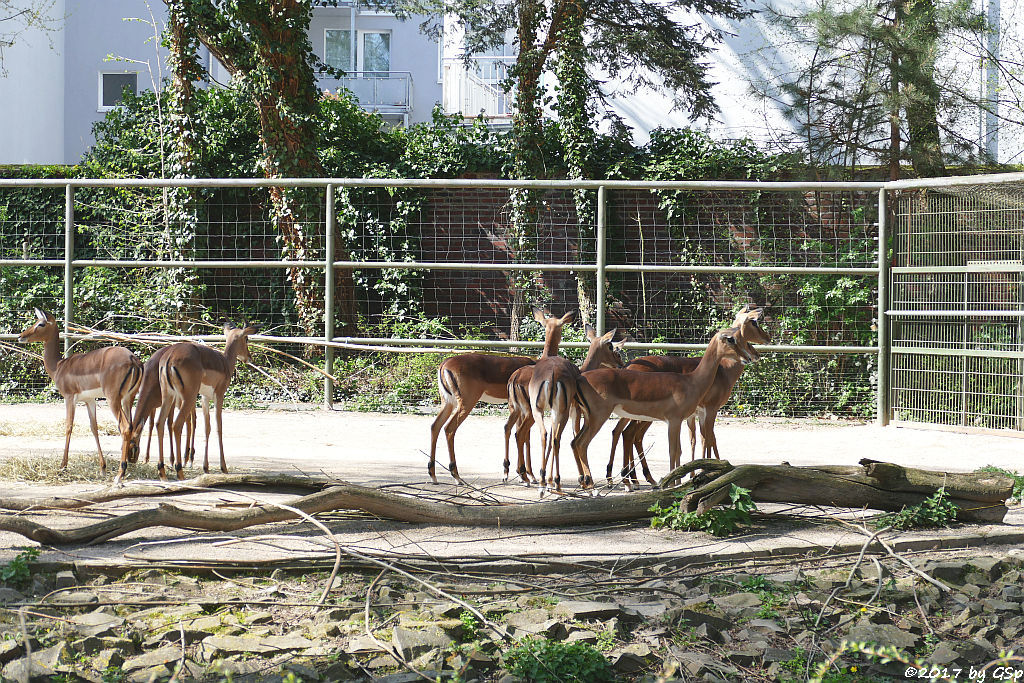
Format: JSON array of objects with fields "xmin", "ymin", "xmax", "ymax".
[{"xmin": 0, "ymin": 173, "xmax": 1017, "ymax": 427}]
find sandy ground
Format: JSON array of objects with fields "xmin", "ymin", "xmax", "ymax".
[{"xmin": 0, "ymin": 403, "xmax": 1021, "ymax": 568}]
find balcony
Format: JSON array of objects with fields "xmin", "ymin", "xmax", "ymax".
[
  {"xmin": 319, "ymin": 71, "xmax": 413, "ymax": 121},
  {"xmin": 442, "ymin": 56, "xmax": 515, "ymax": 121}
]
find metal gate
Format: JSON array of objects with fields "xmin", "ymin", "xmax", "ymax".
[{"xmin": 888, "ymin": 175, "xmax": 1024, "ymax": 432}]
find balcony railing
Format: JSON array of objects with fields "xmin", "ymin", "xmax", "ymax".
[
  {"xmin": 442, "ymin": 56, "xmax": 515, "ymax": 119},
  {"xmin": 319, "ymin": 71, "xmax": 412, "ymax": 112}
]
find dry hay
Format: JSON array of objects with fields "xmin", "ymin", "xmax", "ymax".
[{"xmin": 0, "ymin": 451, "xmax": 174, "ymax": 484}]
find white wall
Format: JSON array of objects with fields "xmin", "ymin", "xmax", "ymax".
[{"xmin": 0, "ymin": 0, "xmax": 66, "ymax": 165}]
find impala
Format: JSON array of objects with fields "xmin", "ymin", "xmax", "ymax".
[
  {"xmin": 18, "ymin": 308, "xmax": 142, "ymax": 474},
  {"xmin": 428, "ymin": 307, "xmax": 574, "ymax": 484},
  {"xmin": 116, "ymin": 324, "xmax": 255, "ymax": 483},
  {"xmin": 606, "ymin": 305, "xmax": 770, "ymax": 488},
  {"xmin": 504, "ymin": 325, "xmax": 625, "ymax": 485},
  {"xmin": 571, "ymin": 327, "xmax": 759, "ymax": 483}
]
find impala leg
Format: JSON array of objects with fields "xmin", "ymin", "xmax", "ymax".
[
  {"xmin": 428, "ymin": 400, "xmax": 455, "ymax": 484},
  {"xmin": 61, "ymin": 399, "xmax": 76, "ymax": 470},
  {"xmin": 519, "ymin": 415, "xmax": 536, "ymax": 484},
  {"xmin": 620, "ymin": 421, "xmax": 643, "ymax": 491},
  {"xmin": 215, "ymin": 398, "xmax": 227, "ymax": 474},
  {"xmin": 703, "ymin": 410, "xmax": 720, "ymax": 460},
  {"xmin": 144, "ymin": 413, "xmax": 154, "ymax": 463},
  {"xmin": 607, "ymin": 418, "xmax": 628, "ymax": 486},
  {"xmin": 443, "ymin": 404, "xmax": 473, "ymax": 484},
  {"xmin": 633, "ymin": 422, "xmax": 658, "ymax": 488},
  {"xmin": 502, "ymin": 406, "xmax": 517, "ymax": 483},
  {"xmin": 667, "ymin": 418, "xmax": 683, "ymax": 479},
  {"xmin": 155, "ymin": 402, "xmax": 171, "ymax": 481},
  {"xmin": 84, "ymin": 399, "xmax": 106, "ymax": 474},
  {"xmin": 201, "ymin": 394, "xmax": 212, "ymax": 472}
]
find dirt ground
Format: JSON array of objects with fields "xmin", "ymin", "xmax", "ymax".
[{"xmin": 0, "ymin": 403, "xmax": 1022, "ymax": 570}]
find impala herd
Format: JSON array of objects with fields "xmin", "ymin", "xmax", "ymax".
[{"xmin": 15, "ymin": 303, "xmax": 768, "ymax": 495}]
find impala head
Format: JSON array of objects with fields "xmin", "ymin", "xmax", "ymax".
[
  {"xmin": 225, "ymin": 323, "xmax": 258, "ymax": 363},
  {"xmin": 583, "ymin": 325, "xmax": 627, "ymax": 369},
  {"xmin": 533, "ymin": 306, "xmax": 576, "ymax": 351},
  {"xmin": 717, "ymin": 326, "xmax": 759, "ymax": 366},
  {"xmin": 730, "ymin": 304, "xmax": 771, "ymax": 361},
  {"xmin": 18, "ymin": 308, "xmax": 56, "ymax": 344},
  {"xmin": 122, "ymin": 425, "xmax": 142, "ymax": 464}
]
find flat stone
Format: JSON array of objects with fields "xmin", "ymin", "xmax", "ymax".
[
  {"xmin": 693, "ymin": 622, "xmax": 724, "ymax": 644},
  {"xmin": 0, "ymin": 587, "xmax": 26, "ymax": 604},
  {"xmin": 54, "ymin": 570, "xmax": 77, "ymax": 589},
  {"xmin": 726, "ymin": 650, "xmax": 761, "ymax": 666},
  {"xmin": 612, "ymin": 651, "xmax": 650, "ymax": 674},
  {"xmin": 553, "ymin": 600, "xmax": 621, "ymax": 621},
  {"xmin": 51, "ymin": 590, "xmax": 99, "ymax": 605},
  {"xmin": 94, "ymin": 648, "xmax": 125, "ymax": 670},
  {"xmin": 200, "ymin": 634, "xmax": 314, "ymax": 657},
  {"xmin": 565, "ymin": 629, "xmax": 598, "ymax": 645},
  {"xmin": 713, "ymin": 593, "xmax": 762, "ymax": 610},
  {"xmin": 618, "ymin": 601, "xmax": 669, "ymax": 622},
  {"xmin": 967, "ymin": 556, "xmax": 1004, "ymax": 579},
  {"xmin": 1001, "ymin": 585, "xmax": 1024, "ymax": 601},
  {"xmin": 344, "ymin": 634, "xmax": 387, "ymax": 654},
  {"xmin": 960, "ymin": 583, "xmax": 982, "ymax": 598},
  {"xmin": 505, "ymin": 608, "xmax": 550, "ymax": 629},
  {"xmin": 391, "ymin": 626, "xmax": 453, "ymax": 660},
  {"xmin": 512, "ymin": 618, "xmax": 567, "ymax": 639},
  {"xmin": 128, "ymin": 664, "xmax": 171, "ymax": 682},
  {"xmin": 2, "ymin": 656, "xmax": 56, "ymax": 682},
  {"xmin": 71, "ymin": 611, "xmax": 125, "ymax": 638},
  {"xmin": 678, "ymin": 609, "xmax": 731, "ymax": 632},
  {"xmin": 748, "ymin": 619, "xmax": 785, "ymax": 634},
  {"xmin": 845, "ymin": 623, "xmax": 919, "ymax": 650},
  {"xmin": 281, "ymin": 661, "xmax": 320, "ymax": 681},
  {"xmin": 924, "ymin": 561, "xmax": 966, "ymax": 583},
  {"xmin": 982, "ymin": 599, "xmax": 1020, "ymax": 613},
  {"xmin": 763, "ymin": 647, "xmax": 796, "ymax": 663},
  {"xmin": 926, "ymin": 644, "xmax": 960, "ymax": 666},
  {"xmin": 123, "ymin": 644, "xmax": 181, "ymax": 672},
  {"xmin": 33, "ymin": 642, "xmax": 75, "ymax": 670}
]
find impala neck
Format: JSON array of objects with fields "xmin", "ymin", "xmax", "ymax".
[
  {"xmin": 540, "ymin": 329, "xmax": 563, "ymax": 357},
  {"xmin": 222, "ymin": 336, "xmax": 245, "ymax": 380},
  {"xmin": 691, "ymin": 338, "xmax": 728, "ymax": 390},
  {"xmin": 41, "ymin": 325, "xmax": 62, "ymax": 377}
]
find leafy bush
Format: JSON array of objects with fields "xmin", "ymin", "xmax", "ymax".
[
  {"xmin": 649, "ymin": 484, "xmax": 758, "ymax": 536},
  {"xmin": 503, "ymin": 637, "xmax": 613, "ymax": 683},
  {"xmin": 1, "ymin": 547, "xmax": 40, "ymax": 587},
  {"xmin": 875, "ymin": 487, "xmax": 960, "ymax": 530}
]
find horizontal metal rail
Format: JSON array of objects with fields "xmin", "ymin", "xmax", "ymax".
[
  {"xmin": 886, "ymin": 171, "xmax": 1024, "ymax": 190},
  {"xmin": 0, "ymin": 177, "xmax": 888, "ymax": 191},
  {"xmin": 887, "ymin": 309, "xmax": 1024, "ymax": 318},
  {"xmin": 892, "ymin": 345, "xmax": 1024, "ymax": 360},
  {"xmin": 893, "ymin": 264, "xmax": 1024, "ymax": 273},
  {"xmin": 604, "ymin": 264, "xmax": 878, "ymax": 275}
]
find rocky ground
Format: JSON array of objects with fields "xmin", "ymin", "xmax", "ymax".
[{"xmin": 1, "ymin": 544, "xmax": 1023, "ymax": 682}]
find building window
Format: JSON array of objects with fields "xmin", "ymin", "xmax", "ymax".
[
  {"xmin": 360, "ymin": 31, "xmax": 390, "ymax": 75},
  {"xmin": 325, "ymin": 29, "xmax": 354, "ymax": 72},
  {"xmin": 325, "ymin": 29, "xmax": 390, "ymax": 75},
  {"xmin": 99, "ymin": 72, "xmax": 138, "ymax": 110}
]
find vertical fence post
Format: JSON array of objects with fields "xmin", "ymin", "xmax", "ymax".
[
  {"xmin": 64, "ymin": 184, "xmax": 74, "ymax": 353},
  {"xmin": 877, "ymin": 187, "xmax": 891, "ymax": 426},
  {"xmin": 324, "ymin": 184, "xmax": 336, "ymax": 409},
  {"xmin": 595, "ymin": 185, "xmax": 607, "ymax": 335}
]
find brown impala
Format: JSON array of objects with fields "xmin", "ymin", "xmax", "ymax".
[
  {"xmin": 607, "ymin": 304, "xmax": 771, "ymax": 489},
  {"xmin": 428, "ymin": 307, "xmax": 575, "ymax": 484},
  {"xmin": 18, "ymin": 308, "xmax": 142, "ymax": 475},
  {"xmin": 571, "ymin": 327, "xmax": 760, "ymax": 483}
]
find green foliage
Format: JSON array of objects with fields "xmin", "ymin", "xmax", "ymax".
[
  {"xmin": 875, "ymin": 487, "xmax": 960, "ymax": 530},
  {"xmin": 458, "ymin": 610, "xmax": 480, "ymax": 641},
  {"xmin": 649, "ymin": 484, "xmax": 758, "ymax": 537},
  {"xmin": 977, "ymin": 465, "xmax": 1024, "ymax": 503},
  {"xmin": 503, "ymin": 637, "xmax": 613, "ymax": 683},
  {"xmin": 0, "ymin": 547, "xmax": 40, "ymax": 587}
]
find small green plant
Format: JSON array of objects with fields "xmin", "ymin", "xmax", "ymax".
[
  {"xmin": 977, "ymin": 465, "xmax": 1024, "ymax": 503},
  {"xmin": 100, "ymin": 667, "xmax": 126, "ymax": 683},
  {"xmin": 649, "ymin": 484, "xmax": 758, "ymax": 537},
  {"xmin": 874, "ymin": 487, "xmax": 959, "ymax": 530},
  {"xmin": 0, "ymin": 547, "xmax": 40, "ymax": 587},
  {"xmin": 740, "ymin": 575, "xmax": 776, "ymax": 593},
  {"xmin": 458, "ymin": 610, "xmax": 480, "ymax": 641},
  {"xmin": 594, "ymin": 628, "xmax": 617, "ymax": 652},
  {"xmin": 504, "ymin": 637, "xmax": 614, "ymax": 683}
]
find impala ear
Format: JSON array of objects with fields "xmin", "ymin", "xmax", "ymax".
[
  {"xmin": 33, "ymin": 307, "xmax": 46, "ymax": 321},
  {"xmin": 558, "ymin": 310, "xmax": 577, "ymax": 326},
  {"xmin": 600, "ymin": 328, "xmax": 617, "ymax": 344},
  {"xmin": 243, "ymin": 326, "xmax": 258, "ymax": 336},
  {"xmin": 532, "ymin": 306, "xmax": 547, "ymax": 324},
  {"xmin": 585, "ymin": 324, "xmax": 597, "ymax": 341}
]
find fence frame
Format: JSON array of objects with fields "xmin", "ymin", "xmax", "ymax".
[{"xmin": 6, "ymin": 172, "xmax": 1023, "ymax": 423}]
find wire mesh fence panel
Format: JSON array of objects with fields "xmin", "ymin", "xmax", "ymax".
[{"xmin": 890, "ymin": 180, "xmax": 1024, "ymax": 432}]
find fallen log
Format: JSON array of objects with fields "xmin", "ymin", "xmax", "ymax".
[{"xmin": 0, "ymin": 460, "xmax": 1012, "ymax": 545}]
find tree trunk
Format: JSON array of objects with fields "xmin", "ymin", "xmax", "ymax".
[{"xmin": 0, "ymin": 460, "xmax": 1011, "ymax": 546}]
